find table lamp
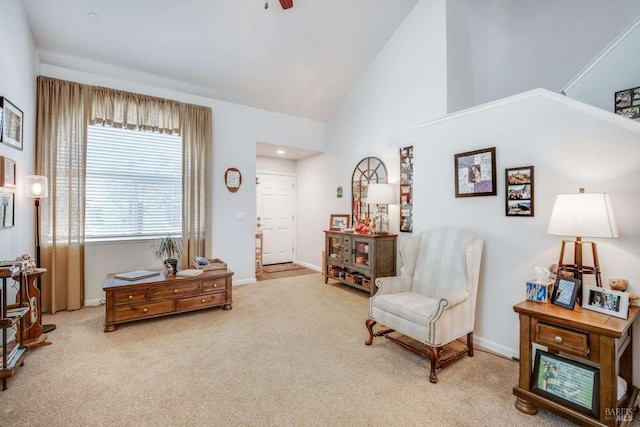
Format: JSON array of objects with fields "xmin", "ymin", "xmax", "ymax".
[
  {"xmin": 547, "ymin": 188, "xmax": 618, "ymax": 288},
  {"xmin": 25, "ymin": 175, "xmax": 56, "ymax": 333},
  {"xmin": 367, "ymin": 183, "xmax": 395, "ymax": 234}
]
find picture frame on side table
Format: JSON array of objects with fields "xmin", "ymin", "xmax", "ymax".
[
  {"xmin": 582, "ymin": 284, "xmax": 629, "ymax": 319},
  {"xmin": 0, "ymin": 97, "xmax": 23, "ymax": 150},
  {"xmin": 329, "ymin": 214, "xmax": 350, "ymax": 231},
  {"xmin": 531, "ymin": 349, "xmax": 599, "ymax": 418},
  {"xmin": 0, "ymin": 156, "xmax": 16, "ymax": 188},
  {"xmin": 0, "ymin": 191, "xmax": 14, "ymax": 228},
  {"xmin": 551, "ymin": 276, "xmax": 581, "ymax": 309},
  {"xmin": 454, "ymin": 147, "xmax": 496, "ymax": 197},
  {"xmin": 505, "ymin": 166, "xmax": 534, "ymax": 216}
]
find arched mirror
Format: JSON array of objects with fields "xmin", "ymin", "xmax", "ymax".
[{"xmin": 351, "ymin": 157, "xmax": 387, "ymax": 226}]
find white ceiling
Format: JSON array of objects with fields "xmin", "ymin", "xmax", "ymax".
[{"xmin": 23, "ymin": 0, "xmax": 419, "ymax": 123}]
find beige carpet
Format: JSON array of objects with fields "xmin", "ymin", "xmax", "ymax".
[{"xmin": 2, "ymin": 273, "xmax": 578, "ymax": 426}]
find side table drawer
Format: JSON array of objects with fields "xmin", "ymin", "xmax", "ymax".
[
  {"xmin": 535, "ymin": 321, "xmax": 589, "ymax": 357},
  {"xmin": 113, "ymin": 289, "xmax": 147, "ymax": 305},
  {"xmin": 149, "ymin": 282, "xmax": 200, "ymax": 300},
  {"xmin": 177, "ymin": 292, "xmax": 226, "ymax": 311},
  {"xmin": 202, "ymin": 278, "xmax": 227, "ymax": 293},
  {"xmin": 113, "ymin": 300, "xmax": 174, "ymax": 322}
]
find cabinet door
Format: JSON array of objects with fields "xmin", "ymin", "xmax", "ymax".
[
  {"xmin": 352, "ymin": 237, "xmax": 371, "ymax": 267},
  {"xmin": 327, "ymin": 234, "xmax": 342, "ymax": 264}
]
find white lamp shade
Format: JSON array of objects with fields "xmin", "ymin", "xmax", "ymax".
[
  {"xmin": 367, "ymin": 183, "xmax": 396, "ymax": 205},
  {"xmin": 547, "ymin": 193, "xmax": 618, "ymax": 238},
  {"xmin": 25, "ymin": 175, "xmax": 48, "ymax": 199}
]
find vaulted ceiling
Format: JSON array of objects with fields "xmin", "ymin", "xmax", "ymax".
[{"xmin": 23, "ymin": 0, "xmax": 419, "ymax": 122}]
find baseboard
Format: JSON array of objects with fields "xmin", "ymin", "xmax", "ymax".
[
  {"xmin": 293, "ymin": 260, "xmax": 321, "ymax": 272},
  {"xmin": 474, "ymin": 334, "xmax": 518, "ymax": 360},
  {"xmin": 85, "ymin": 298, "xmax": 103, "ymax": 307},
  {"xmin": 235, "ymin": 278, "xmax": 257, "ymax": 286}
]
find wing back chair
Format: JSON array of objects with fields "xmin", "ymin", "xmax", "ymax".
[{"xmin": 365, "ymin": 226, "xmax": 483, "ymax": 383}]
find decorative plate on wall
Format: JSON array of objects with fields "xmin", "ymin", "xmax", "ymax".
[{"xmin": 225, "ymin": 168, "xmax": 242, "ymax": 193}]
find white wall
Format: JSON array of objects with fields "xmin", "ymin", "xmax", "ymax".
[
  {"xmin": 447, "ymin": 0, "xmax": 640, "ymax": 111},
  {"xmin": 0, "ymin": 1, "xmax": 38, "ymax": 266},
  {"xmin": 256, "ymin": 156, "xmax": 297, "ymax": 175},
  {"xmin": 38, "ymin": 64, "xmax": 325, "ymax": 304},
  {"xmin": 295, "ymin": 0, "xmax": 449, "ymax": 269},
  {"xmin": 410, "ymin": 90, "xmax": 640, "ymax": 368}
]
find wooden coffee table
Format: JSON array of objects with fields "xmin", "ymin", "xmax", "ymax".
[{"xmin": 103, "ymin": 269, "xmax": 233, "ymax": 332}]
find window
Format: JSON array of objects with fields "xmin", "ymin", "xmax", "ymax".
[{"xmin": 85, "ymin": 125, "xmax": 182, "ymax": 241}]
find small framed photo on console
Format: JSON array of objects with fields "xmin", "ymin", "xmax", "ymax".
[
  {"xmin": 582, "ymin": 285, "xmax": 629, "ymax": 319},
  {"xmin": 551, "ymin": 276, "xmax": 580, "ymax": 309}
]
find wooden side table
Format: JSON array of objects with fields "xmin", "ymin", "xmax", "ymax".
[
  {"xmin": 13, "ymin": 268, "xmax": 51, "ymax": 349},
  {"xmin": 513, "ymin": 300, "xmax": 639, "ymax": 426}
]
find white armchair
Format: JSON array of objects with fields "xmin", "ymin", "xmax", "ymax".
[{"xmin": 365, "ymin": 226, "xmax": 483, "ymax": 383}]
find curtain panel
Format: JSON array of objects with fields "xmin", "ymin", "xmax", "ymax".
[
  {"xmin": 36, "ymin": 76, "xmax": 89, "ymax": 313},
  {"xmin": 36, "ymin": 76, "xmax": 211, "ymax": 312},
  {"xmin": 181, "ymin": 103, "xmax": 211, "ymax": 263}
]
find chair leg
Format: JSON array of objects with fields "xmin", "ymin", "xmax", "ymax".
[
  {"xmin": 467, "ymin": 332, "xmax": 474, "ymax": 357},
  {"xmin": 429, "ymin": 346, "xmax": 442, "ymax": 383},
  {"xmin": 365, "ymin": 319, "xmax": 377, "ymax": 345}
]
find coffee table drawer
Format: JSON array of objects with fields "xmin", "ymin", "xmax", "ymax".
[
  {"xmin": 177, "ymin": 293, "xmax": 226, "ymax": 311},
  {"xmin": 202, "ymin": 277, "xmax": 227, "ymax": 293},
  {"xmin": 149, "ymin": 282, "xmax": 200, "ymax": 300},
  {"xmin": 113, "ymin": 289, "xmax": 147, "ymax": 305},
  {"xmin": 113, "ymin": 300, "xmax": 174, "ymax": 322}
]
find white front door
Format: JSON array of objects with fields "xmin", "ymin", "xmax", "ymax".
[{"xmin": 256, "ymin": 173, "xmax": 294, "ymax": 265}]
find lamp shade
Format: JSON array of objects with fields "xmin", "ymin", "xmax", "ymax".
[
  {"xmin": 25, "ymin": 175, "xmax": 48, "ymax": 199},
  {"xmin": 367, "ymin": 183, "xmax": 395, "ymax": 205},
  {"xmin": 547, "ymin": 192, "xmax": 618, "ymax": 238}
]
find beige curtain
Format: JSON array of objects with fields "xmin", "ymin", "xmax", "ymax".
[
  {"xmin": 181, "ymin": 103, "xmax": 211, "ymax": 262},
  {"xmin": 36, "ymin": 77, "xmax": 211, "ymax": 312},
  {"xmin": 36, "ymin": 76, "xmax": 90, "ymax": 313}
]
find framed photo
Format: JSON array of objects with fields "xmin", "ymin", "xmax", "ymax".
[
  {"xmin": 615, "ymin": 89, "xmax": 632, "ymax": 108},
  {"xmin": 0, "ymin": 157, "xmax": 16, "ymax": 188},
  {"xmin": 454, "ymin": 147, "xmax": 496, "ymax": 197},
  {"xmin": 0, "ymin": 192, "xmax": 14, "ymax": 228},
  {"xmin": 329, "ymin": 214, "xmax": 350, "ymax": 231},
  {"xmin": 0, "ymin": 97, "xmax": 23, "ymax": 150},
  {"xmin": 582, "ymin": 285, "xmax": 629, "ymax": 319},
  {"xmin": 505, "ymin": 166, "xmax": 534, "ymax": 216},
  {"xmin": 531, "ymin": 349, "xmax": 599, "ymax": 418},
  {"xmin": 551, "ymin": 276, "xmax": 581, "ymax": 309}
]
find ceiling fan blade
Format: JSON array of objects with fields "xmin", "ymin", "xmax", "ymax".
[{"xmin": 279, "ymin": 0, "xmax": 293, "ymax": 9}]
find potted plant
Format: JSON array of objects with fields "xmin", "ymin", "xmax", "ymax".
[{"xmin": 151, "ymin": 235, "xmax": 183, "ymax": 274}]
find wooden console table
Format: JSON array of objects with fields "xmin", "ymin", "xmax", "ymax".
[
  {"xmin": 513, "ymin": 300, "xmax": 639, "ymax": 426},
  {"xmin": 103, "ymin": 269, "xmax": 233, "ymax": 332}
]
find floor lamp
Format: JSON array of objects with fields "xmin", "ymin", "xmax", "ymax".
[
  {"xmin": 25, "ymin": 175, "xmax": 56, "ymax": 333},
  {"xmin": 547, "ymin": 188, "xmax": 618, "ymax": 294}
]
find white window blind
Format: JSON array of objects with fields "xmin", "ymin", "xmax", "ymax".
[{"xmin": 86, "ymin": 125, "xmax": 182, "ymax": 241}]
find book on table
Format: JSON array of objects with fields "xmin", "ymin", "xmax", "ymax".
[
  {"xmin": 175, "ymin": 269, "xmax": 203, "ymax": 277},
  {"xmin": 113, "ymin": 270, "xmax": 160, "ymax": 281}
]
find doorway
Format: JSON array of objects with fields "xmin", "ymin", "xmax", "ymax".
[{"xmin": 256, "ymin": 173, "xmax": 295, "ymax": 265}]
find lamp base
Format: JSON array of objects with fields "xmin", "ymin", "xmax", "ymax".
[
  {"xmin": 556, "ymin": 239, "xmax": 602, "ymax": 288},
  {"xmin": 43, "ymin": 324, "xmax": 56, "ymax": 333}
]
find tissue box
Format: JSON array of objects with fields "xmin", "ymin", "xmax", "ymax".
[{"xmin": 526, "ymin": 280, "xmax": 554, "ymax": 303}]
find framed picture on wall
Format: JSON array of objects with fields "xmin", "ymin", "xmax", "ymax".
[
  {"xmin": 0, "ymin": 97, "xmax": 23, "ymax": 151},
  {"xmin": 505, "ymin": 166, "xmax": 534, "ymax": 216},
  {"xmin": 0, "ymin": 192, "xmax": 14, "ymax": 228},
  {"xmin": 454, "ymin": 147, "xmax": 496, "ymax": 197},
  {"xmin": 0, "ymin": 157, "xmax": 16, "ymax": 188}
]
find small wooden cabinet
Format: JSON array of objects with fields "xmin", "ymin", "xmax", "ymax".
[
  {"xmin": 513, "ymin": 300, "xmax": 639, "ymax": 426},
  {"xmin": 323, "ymin": 230, "xmax": 396, "ymax": 295},
  {"xmin": 103, "ymin": 269, "xmax": 233, "ymax": 332}
]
